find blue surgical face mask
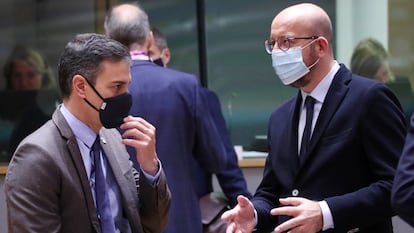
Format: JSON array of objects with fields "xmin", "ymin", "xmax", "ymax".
[{"xmin": 271, "ymin": 40, "xmax": 319, "ymax": 85}]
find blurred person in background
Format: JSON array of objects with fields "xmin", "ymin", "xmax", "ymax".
[
  {"xmin": 3, "ymin": 45, "xmax": 55, "ymax": 91},
  {"xmin": 350, "ymin": 37, "xmax": 394, "ymax": 83},
  {"xmin": 149, "ymin": 26, "xmax": 252, "ymax": 232},
  {"xmin": 105, "ymin": 3, "xmax": 227, "ymax": 233},
  {"xmin": 1, "ymin": 46, "xmax": 59, "ymax": 156}
]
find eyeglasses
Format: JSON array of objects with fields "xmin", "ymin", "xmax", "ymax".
[{"xmin": 264, "ymin": 36, "xmax": 318, "ymax": 54}]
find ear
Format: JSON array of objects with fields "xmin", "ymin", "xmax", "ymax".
[
  {"xmin": 163, "ymin": 48, "xmax": 171, "ymax": 67},
  {"xmin": 316, "ymin": 37, "xmax": 329, "ymax": 56},
  {"xmin": 147, "ymin": 31, "xmax": 154, "ymax": 52},
  {"xmin": 72, "ymin": 74, "xmax": 87, "ymax": 98}
]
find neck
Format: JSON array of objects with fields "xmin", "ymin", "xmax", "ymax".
[{"xmin": 129, "ymin": 43, "xmax": 147, "ymax": 52}]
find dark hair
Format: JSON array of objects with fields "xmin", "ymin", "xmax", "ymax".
[
  {"xmin": 104, "ymin": 3, "xmax": 150, "ymax": 48},
  {"xmin": 151, "ymin": 26, "xmax": 168, "ymax": 51},
  {"xmin": 3, "ymin": 46, "xmax": 55, "ymax": 90},
  {"xmin": 58, "ymin": 33, "xmax": 131, "ymax": 97}
]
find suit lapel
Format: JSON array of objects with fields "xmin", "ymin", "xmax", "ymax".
[
  {"xmin": 100, "ymin": 129, "xmax": 143, "ymax": 233},
  {"xmin": 290, "ymin": 92, "xmax": 303, "ymax": 173},
  {"xmin": 298, "ymin": 66, "xmax": 351, "ymax": 167},
  {"xmin": 52, "ymin": 109, "xmax": 101, "ymax": 232}
]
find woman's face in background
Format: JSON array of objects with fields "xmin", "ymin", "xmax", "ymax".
[
  {"xmin": 374, "ymin": 60, "xmax": 392, "ymax": 83},
  {"xmin": 10, "ymin": 59, "xmax": 42, "ymax": 90}
]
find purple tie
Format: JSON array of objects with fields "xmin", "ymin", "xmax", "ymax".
[
  {"xmin": 90, "ymin": 135, "xmax": 116, "ymax": 233},
  {"xmin": 299, "ymin": 96, "xmax": 315, "ymax": 160}
]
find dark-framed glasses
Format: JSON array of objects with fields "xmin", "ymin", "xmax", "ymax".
[{"xmin": 264, "ymin": 36, "xmax": 318, "ymax": 54}]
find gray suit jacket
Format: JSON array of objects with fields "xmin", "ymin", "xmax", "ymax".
[{"xmin": 5, "ymin": 107, "xmax": 171, "ymax": 233}]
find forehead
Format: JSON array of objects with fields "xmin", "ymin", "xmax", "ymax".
[
  {"xmin": 270, "ymin": 10, "xmax": 310, "ymax": 38},
  {"xmin": 96, "ymin": 60, "xmax": 131, "ymax": 83}
]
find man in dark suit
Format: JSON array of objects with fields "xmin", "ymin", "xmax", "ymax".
[
  {"xmin": 392, "ymin": 114, "xmax": 414, "ymax": 228},
  {"xmin": 149, "ymin": 26, "xmax": 252, "ymax": 207},
  {"xmin": 222, "ymin": 3, "xmax": 407, "ymax": 233},
  {"xmin": 105, "ymin": 3, "xmax": 227, "ymax": 233},
  {"xmin": 5, "ymin": 33, "xmax": 171, "ymax": 233}
]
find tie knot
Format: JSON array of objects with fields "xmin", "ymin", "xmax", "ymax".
[
  {"xmin": 91, "ymin": 135, "xmax": 101, "ymax": 152},
  {"xmin": 304, "ymin": 96, "xmax": 315, "ymax": 109}
]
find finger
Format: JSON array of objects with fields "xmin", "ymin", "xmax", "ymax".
[
  {"xmin": 279, "ymin": 197, "xmax": 303, "ymax": 206},
  {"xmin": 122, "ymin": 122, "xmax": 155, "ymax": 140},
  {"xmin": 226, "ymin": 222, "xmax": 234, "ymax": 233},
  {"xmin": 123, "ymin": 116, "xmax": 155, "ymax": 130},
  {"xmin": 274, "ymin": 219, "xmax": 298, "ymax": 233},
  {"xmin": 221, "ymin": 208, "xmax": 234, "ymax": 220},
  {"xmin": 270, "ymin": 206, "xmax": 297, "ymax": 216},
  {"xmin": 122, "ymin": 127, "xmax": 148, "ymax": 140}
]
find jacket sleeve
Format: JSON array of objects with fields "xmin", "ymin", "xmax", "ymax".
[
  {"xmin": 392, "ymin": 114, "xmax": 414, "ymax": 228},
  {"xmin": 138, "ymin": 166, "xmax": 171, "ymax": 233},
  {"xmin": 5, "ymin": 143, "xmax": 63, "ymax": 233}
]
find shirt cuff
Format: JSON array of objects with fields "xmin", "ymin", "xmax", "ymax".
[
  {"xmin": 141, "ymin": 159, "xmax": 162, "ymax": 185},
  {"xmin": 318, "ymin": 200, "xmax": 334, "ymax": 230}
]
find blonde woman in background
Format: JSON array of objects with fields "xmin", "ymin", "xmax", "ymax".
[
  {"xmin": 350, "ymin": 37, "xmax": 394, "ymax": 83},
  {"xmin": 3, "ymin": 45, "xmax": 55, "ymax": 90}
]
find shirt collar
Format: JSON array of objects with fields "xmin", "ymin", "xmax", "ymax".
[
  {"xmin": 60, "ymin": 104, "xmax": 97, "ymax": 149},
  {"xmin": 301, "ymin": 60, "xmax": 340, "ymax": 104}
]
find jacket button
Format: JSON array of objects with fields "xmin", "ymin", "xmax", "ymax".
[{"xmin": 292, "ymin": 189, "xmax": 299, "ymax": 196}]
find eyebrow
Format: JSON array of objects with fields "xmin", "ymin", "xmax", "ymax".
[{"xmin": 110, "ymin": 80, "xmax": 129, "ymax": 86}]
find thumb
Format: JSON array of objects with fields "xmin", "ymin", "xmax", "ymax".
[{"xmin": 237, "ymin": 195, "xmax": 251, "ymax": 208}]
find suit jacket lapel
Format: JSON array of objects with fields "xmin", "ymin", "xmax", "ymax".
[
  {"xmin": 287, "ymin": 92, "xmax": 303, "ymax": 174},
  {"xmin": 299, "ymin": 65, "xmax": 351, "ymax": 167},
  {"xmin": 52, "ymin": 109, "xmax": 101, "ymax": 232},
  {"xmin": 100, "ymin": 129, "xmax": 143, "ymax": 233}
]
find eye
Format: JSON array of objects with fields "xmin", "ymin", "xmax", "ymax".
[{"xmin": 277, "ymin": 37, "xmax": 290, "ymax": 50}]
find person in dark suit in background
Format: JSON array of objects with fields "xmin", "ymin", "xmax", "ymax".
[
  {"xmin": 105, "ymin": 3, "xmax": 227, "ymax": 233},
  {"xmin": 221, "ymin": 3, "xmax": 407, "ymax": 233},
  {"xmin": 392, "ymin": 117, "xmax": 414, "ymax": 228},
  {"xmin": 149, "ymin": 26, "xmax": 252, "ymax": 208},
  {"xmin": 5, "ymin": 33, "xmax": 171, "ymax": 233}
]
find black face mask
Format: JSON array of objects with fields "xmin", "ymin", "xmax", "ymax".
[
  {"xmin": 153, "ymin": 58, "xmax": 164, "ymax": 67},
  {"xmin": 83, "ymin": 78, "xmax": 132, "ymax": 128}
]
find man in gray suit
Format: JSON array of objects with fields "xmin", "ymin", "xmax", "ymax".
[{"xmin": 4, "ymin": 33, "xmax": 171, "ymax": 233}]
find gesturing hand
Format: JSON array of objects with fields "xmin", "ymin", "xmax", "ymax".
[
  {"xmin": 120, "ymin": 115, "xmax": 158, "ymax": 175},
  {"xmin": 271, "ymin": 197, "xmax": 323, "ymax": 233},
  {"xmin": 221, "ymin": 195, "xmax": 256, "ymax": 233}
]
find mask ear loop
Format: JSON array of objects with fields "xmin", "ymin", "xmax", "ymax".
[
  {"xmin": 303, "ymin": 38, "xmax": 320, "ymax": 70},
  {"xmin": 82, "ymin": 76, "xmax": 105, "ymax": 112},
  {"xmin": 301, "ymin": 37, "xmax": 319, "ymax": 50}
]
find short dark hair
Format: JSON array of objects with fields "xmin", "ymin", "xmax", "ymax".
[
  {"xmin": 58, "ymin": 33, "xmax": 130, "ymax": 97},
  {"xmin": 151, "ymin": 27, "xmax": 168, "ymax": 51}
]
